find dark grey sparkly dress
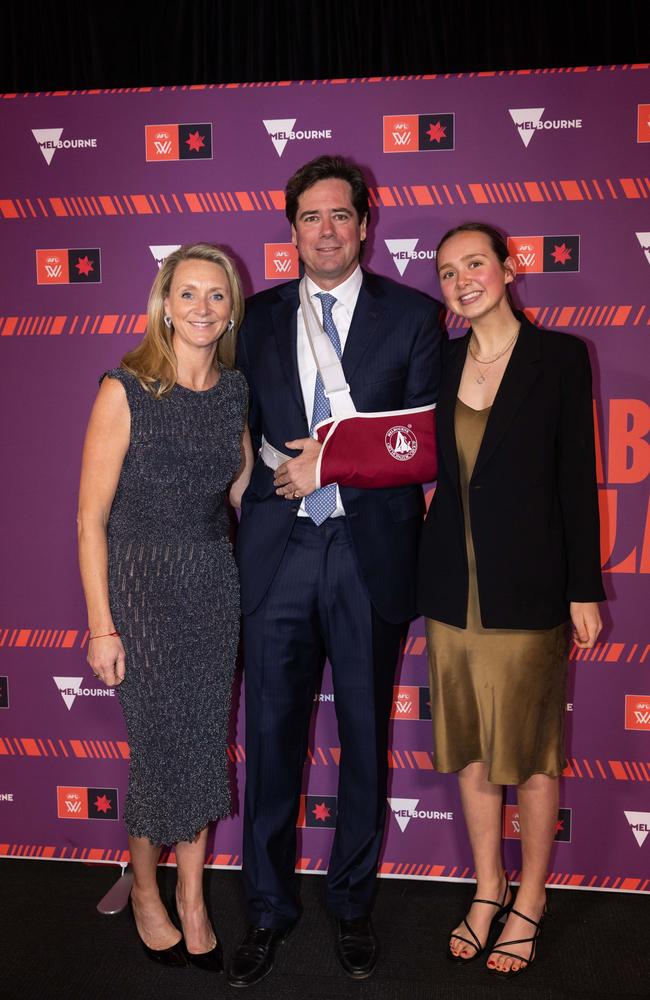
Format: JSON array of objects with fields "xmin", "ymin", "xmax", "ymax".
[{"xmin": 102, "ymin": 367, "xmax": 247, "ymax": 846}]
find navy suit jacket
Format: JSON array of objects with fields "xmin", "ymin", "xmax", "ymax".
[{"xmin": 236, "ymin": 270, "xmax": 443, "ymax": 623}]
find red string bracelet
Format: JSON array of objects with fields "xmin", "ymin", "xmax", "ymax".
[{"xmin": 89, "ymin": 630, "xmax": 120, "ymax": 640}]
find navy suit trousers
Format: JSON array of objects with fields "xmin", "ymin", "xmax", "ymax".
[{"xmin": 242, "ymin": 517, "xmax": 405, "ymax": 927}]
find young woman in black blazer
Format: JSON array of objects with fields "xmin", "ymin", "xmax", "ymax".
[{"xmin": 418, "ymin": 223, "xmax": 604, "ymax": 977}]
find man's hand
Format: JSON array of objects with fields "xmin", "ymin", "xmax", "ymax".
[{"xmin": 274, "ymin": 438, "xmax": 322, "ymax": 499}]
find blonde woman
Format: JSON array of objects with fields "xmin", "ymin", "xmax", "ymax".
[{"xmin": 78, "ymin": 244, "xmax": 252, "ymax": 972}]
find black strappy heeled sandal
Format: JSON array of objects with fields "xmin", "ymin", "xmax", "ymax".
[
  {"xmin": 487, "ymin": 906, "xmax": 544, "ymax": 977},
  {"xmin": 448, "ymin": 877, "xmax": 513, "ymax": 964}
]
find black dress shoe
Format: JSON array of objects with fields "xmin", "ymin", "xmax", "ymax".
[
  {"xmin": 335, "ymin": 917, "xmax": 379, "ymax": 979},
  {"xmin": 227, "ymin": 924, "xmax": 293, "ymax": 988},
  {"xmin": 128, "ymin": 896, "xmax": 188, "ymax": 968},
  {"xmin": 185, "ymin": 938, "xmax": 223, "ymax": 974},
  {"xmin": 169, "ymin": 897, "xmax": 224, "ymax": 973}
]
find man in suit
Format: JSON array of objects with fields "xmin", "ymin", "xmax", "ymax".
[{"xmin": 228, "ymin": 155, "xmax": 442, "ymax": 988}]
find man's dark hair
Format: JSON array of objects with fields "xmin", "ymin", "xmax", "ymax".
[{"xmin": 284, "ymin": 154, "xmax": 371, "ymax": 229}]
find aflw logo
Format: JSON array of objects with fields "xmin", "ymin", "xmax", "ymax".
[
  {"xmin": 264, "ymin": 243, "xmax": 299, "ymax": 280},
  {"xmin": 508, "ymin": 108, "xmax": 583, "ymax": 148},
  {"xmin": 517, "ymin": 245, "xmax": 536, "ymax": 269},
  {"xmin": 507, "ymin": 235, "xmax": 580, "ymax": 274},
  {"xmin": 145, "ymin": 124, "xmax": 213, "ymax": 162},
  {"xmin": 383, "ymin": 114, "xmax": 454, "ymax": 153},
  {"xmin": 625, "ymin": 695, "xmax": 650, "ymax": 731},
  {"xmin": 36, "ymin": 248, "xmax": 102, "ymax": 285},
  {"xmin": 392, "ymin": 128, "xmax": 412, "ymax": 147},
  {"xmin": 391, "ymin": 685, "xmax": 431, "ymax": 721}
]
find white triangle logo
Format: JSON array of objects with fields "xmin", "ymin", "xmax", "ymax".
[
  {"xmin": 149, "ymin": 245, "xmax": 181, "ymax": 269},
  {"xmin": 388, "ymin": 797, "xmax": 419, "ymax": 833},
  {"xmin": 508, "ymin": 108, "xmax": 544, "ymax": 148},
  {"xmin": 53, "ymin": 676, "xmax": 83, "ymax": 711},
  {"xmin": 263, "ymin": 118, "xmax": 296, "ymax": 157},
  {"xmin": 635, "ymin": 233, "xmax": 650, "ymax": 267},
  {"xmin": 384, "ymin": 239, "xmax": 419, "ymax": 277},
  {"xmin": 624, "ymin": 811, "xmax": 650, "ymax": 847},
  {"xmin": 32, "ymin": 128, "xmax": 63, "ymax": 165}
]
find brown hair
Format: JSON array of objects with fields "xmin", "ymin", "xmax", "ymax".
[
  {"xmin": 436, "ymin": 221, "xmax": 511, "ymax": 264},
  {"xmin": 284, "ymin": 154, "xmax": 371, "ymax": 229}
]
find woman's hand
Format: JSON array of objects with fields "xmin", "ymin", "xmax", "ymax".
[
  {"xmin": 569, "ymin": 602, "xmax": 602, "ymax": 649},
  {"xmin": 87, "ymin": 634, "xmax": 126, "ymax": 687}
]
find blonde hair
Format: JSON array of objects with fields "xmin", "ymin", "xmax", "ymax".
[{"xmin": 121, "ymin": 243, "xmax": 245, "ymax": 398}]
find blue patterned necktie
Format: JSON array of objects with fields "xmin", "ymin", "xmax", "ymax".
[{"xmin": 305, "ymin": 292, "xmax": 341, "ymax": 525}]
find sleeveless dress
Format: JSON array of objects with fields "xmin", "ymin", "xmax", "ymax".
[
  {"xmin": 102, "ymin": 367, "xmax": 247, "ymax": 845},
  {"xmin": 426, "ymin": 399, "xmax": 569, "ymax": 786}
]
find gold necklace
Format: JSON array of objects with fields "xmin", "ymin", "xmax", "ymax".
[{"xmin": 468, "ymin": 326, "xmax": 520, "ymax": 384}]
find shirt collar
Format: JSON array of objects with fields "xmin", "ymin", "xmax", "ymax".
[{"xmin": 304, "ymin": 265, "xmax": 362, "ymax": 316}]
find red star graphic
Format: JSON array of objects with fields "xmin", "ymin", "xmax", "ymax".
[
  {"xmin": 555, "ymin": 818, "xmax": 564, "ymax": 834},
  {"xmin": 551, "ymin": 242, "xmax": 572, "ymax": 265},
  {"xmin": 75, "ymin": 255, "xmax": 94, "ymax": 276},
  {"xmin": 185, "ymin": 130, "xmax": 205, "ymax": 153},
  {"xmin": 94, "ymin": 794, "xmax": 112, "ymax": 814},
  {"xmin": 426, "ymin": 121, "xmax": 446, "ymax": 143},
  {"xmin": 312, "ymin": 801, "xmax": 331, "ymax": 822}
]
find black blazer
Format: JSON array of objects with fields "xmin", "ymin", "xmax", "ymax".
[
  {"xmin": 417, "ymin": 315, "xmax": 605, "ymax": 629},
  {"xmin": 236, "ymin": 270, "xmax": 443, "ymax": 623}
]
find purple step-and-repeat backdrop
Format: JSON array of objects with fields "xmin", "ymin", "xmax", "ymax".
[{"xmin": 1, "ymin": 67, "xmax": 649, "ymax": 892}]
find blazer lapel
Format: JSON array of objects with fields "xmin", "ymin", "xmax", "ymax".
[
  {"xmin": 271, "ymin": 282, "xmax": 305, "ymax": 416},
  {"xmin": 341, "ymin": 271, "xmax": 384, "ymax": 383},
  {"xmin": 472, "ymin": 316, "xmax": 542, "ymax": 479},
  {"xmin": 438, "ymin": 334, "xmax": 468, "ymax": 488}
]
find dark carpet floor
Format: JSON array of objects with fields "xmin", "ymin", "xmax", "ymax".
[{"xmin": 1, "ymin": 859, "xmax": 648, "ymax": 999}]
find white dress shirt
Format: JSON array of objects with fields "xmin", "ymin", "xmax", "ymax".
[{"xmin": 296, "ymin": 266, "xmax": 363, "ymax": 518}]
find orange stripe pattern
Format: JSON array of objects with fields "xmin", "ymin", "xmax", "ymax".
[
  {"xmin": 0, "ymin": 191, "xmax": 285, "ymax": 219},
  {"xmin": 0, "ymin": 316, "xmax": 147, "ymax": 337},
  {"xmin": 2, "ymin": 64, "xmax": 648, "ymax": 100},
  {"xmin": 1, "ymin": 308, "xmax": 647, "ymax": 339},
  {"xmin": 0, "ymin": 843, "xmax": 645, "ymax": 891},
  {"xmin": 0, "ymin": 736, "xmax": 130, "ymax": 759},
  {"xmin": 3, "ymin": 733, "xmax": 647, "ymax": 782},
  {"xmin": 2, "ymin": 626, "xmax": 646, "ymax": 663},
  {"xmin": 2, "ymin": 176, "xmax": 649, "ymax": 221},
  {"xmin": 446, "ymin": 305, "xmax": 650, "ymax": 331}
]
